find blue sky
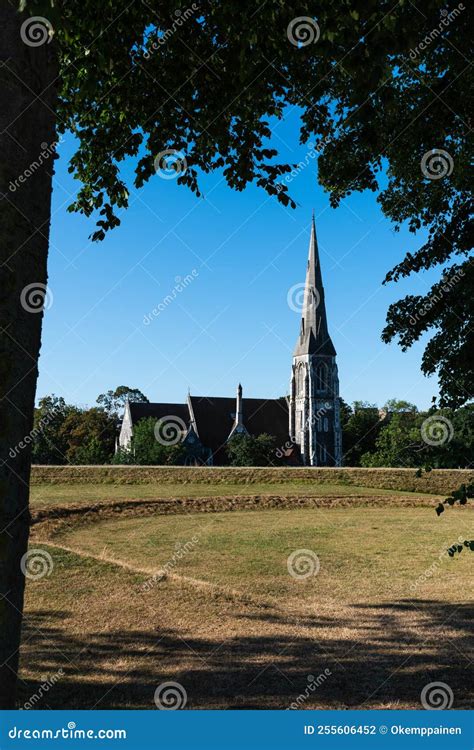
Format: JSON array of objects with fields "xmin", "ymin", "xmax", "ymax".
[{"xmin": 38, "ymin": 107, "xmax": 440, "ymax": 410}]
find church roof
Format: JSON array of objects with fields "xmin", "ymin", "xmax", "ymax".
[
  {"xmin": 294, "ymin": 215, "xmax": 336, "ymax": 357},
  {"xmin": 128, "ymin": 401, "xmax": 189, "ymax": 425},
  {"xmin": 189, "ymin": 395, "xmax": 289, "ymax": 459}
]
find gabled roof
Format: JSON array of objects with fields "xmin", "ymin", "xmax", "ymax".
[
  {"xmin": 189, "ymin": 395, "xmax": 289, "ymax": 457},
  {"xmin": 128, "ymin": 401, "xmax": 189, "ymax": 425},
  {"xmin": 294, "ymin": 215, "xmax": 336, "ymax": 357}
]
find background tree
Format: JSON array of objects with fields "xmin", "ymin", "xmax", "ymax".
[
  {"xmin": 31, "ymin": 395, "xmax": 79, "ymax": 464},
  {"xmin": 383, "ymin": 399, "xmax": 418, "ymax": 414},
  {"xmin": 341, "ymin": 401, "xmax": 383, "ymax": 466},
  {"xmin": 58, "ymin": 407, "xmax": 117, "ymax": 464},
  {"xmin": 1, "ymin": 0, "xmax": 471, "ymax": 706},
  {"xmin": 361, "ymin": 405, "xmax": 474, "ymax": 468},
  {"xmin": 96, "ymin": 386, "xmax": 148, "ymax": 416},
  {"xmin": 226, "ymin": 433, "xmax": 278, "ymax": 467},
  {"xmin": 113, "ymin": 417, "xmax": 185, "ymax": 465}
]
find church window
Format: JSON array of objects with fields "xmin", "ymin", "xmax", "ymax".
[
  {"xmin": 316, "ymin": 363, "xmax": 327, "ymax": 391},
  {"xmin": 297, "ymin": 365, "xmax": 305, "ymax": 395},
  {"xmin": 323, "ymin": 417, "xmax": 328, "ymax": 432}
]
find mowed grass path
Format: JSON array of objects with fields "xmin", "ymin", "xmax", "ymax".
[
  {"xmin": 53, "ymin": 507, "xmax": 472, "ymax": 605},
  {"xmin": 29, "ymin": 481, "xmax": 438, "ymax": 508},
  {"xmin": 22, "ymin": 505, "xmax": 473, "ymax": 710},
  {"xmin": 22, "ymin": 506, "xmax": 473, "ymax": 709}
]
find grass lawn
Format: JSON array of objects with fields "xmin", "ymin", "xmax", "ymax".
[
  {"xmin": 20, "ymin": 505, "xmax": 473, "ymax": 710},
  {"xmin": 29, "ymin": 481, "xmax": 439, "ymax": 509}
]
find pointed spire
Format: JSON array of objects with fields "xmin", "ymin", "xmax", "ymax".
[
  {"xmin": 227, "ymin": 383, "xmax": 248, "ymax": 440},
  {"xmin": 294, "ymin": 214, "xmax": 336, "ymax": 357}
]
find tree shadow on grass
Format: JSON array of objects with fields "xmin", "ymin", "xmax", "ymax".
[{"xmin": 17, "ymin": 600, "xmax": 473, "ymax": 710}]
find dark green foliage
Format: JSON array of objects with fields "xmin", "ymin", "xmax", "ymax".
[
  {"xmin": 59, "ymin": 408, "xmax": 117, "ymax": 464},
  {"xmin": 96, "ymin": 386, "xmax": 148, "ymax": 416},
  {"xmin": 22, "ymin": 0, "xmax": 473, "ymax": 405},
  {"xmin": 114, "ymin": 417, "xmax": 185, "ymax": 465},
  {"xmin": 435, "ymin": 482, "xmax": 474, "ymax": 556},
  {"xmin": 31, "ymin": 395, "xmax": 81, "ymax": 464},
  {"xmin": 361, "ymin": 404, "xmax": 474, "ymax": 469},
  {"xmin": 226, "ymin": 433, "xmax": 278, "ymax": 467},
  {"xmin": 341, "ymin": 401, "xmax": 383, "ymax": 466}
]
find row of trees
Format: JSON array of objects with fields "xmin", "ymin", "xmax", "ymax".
[
  {"xmin": 31, "ymin": 389, "xmax": 473, "ymax": 468},
  {"xmin": 31, "ymin": 387, "xmax": 148, "ymax": 465}
]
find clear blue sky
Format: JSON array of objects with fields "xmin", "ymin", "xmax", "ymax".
[{"xmin": 38, "ymin": 107, "xmax": 440, "ymax": 410}]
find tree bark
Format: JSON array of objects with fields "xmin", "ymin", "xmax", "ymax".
[{"xmin": 0, "ymin": 3, "xmax": 57, "ymax": 708}]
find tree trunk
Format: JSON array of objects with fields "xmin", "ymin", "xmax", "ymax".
[{"xmin": 0, "ymin": 3, "xmax": 57, "ymax": 708}]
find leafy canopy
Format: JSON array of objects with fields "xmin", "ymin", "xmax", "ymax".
[{"xmin": 22, "ymin": 0, "xmax": 473, "ymax": 405}]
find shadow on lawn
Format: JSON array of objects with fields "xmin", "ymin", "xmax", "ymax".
[{"xmin": 18, "ymin": 600, "xmax": 473, "ymax": 710}]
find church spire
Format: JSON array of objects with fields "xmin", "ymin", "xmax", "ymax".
[{"xmin": 294, "ymin": 214, "xmax": 336, "ymax": 357}]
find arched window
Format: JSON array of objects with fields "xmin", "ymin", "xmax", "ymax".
[
  {"xmin": 297, "ymin": 365, "xmax": 305, "ymax": 395},
  {"xmin": 316, "ymin": 363, "xmax": 327, "ymax": 391},
  {"xmin": 323, "ymin": 417, "xmax": 328, "ymax": 432}
]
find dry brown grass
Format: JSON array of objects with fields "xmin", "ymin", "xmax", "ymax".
[{"xmin": 20, "ymin": 505, "xmax": 473, "ymax": 710}]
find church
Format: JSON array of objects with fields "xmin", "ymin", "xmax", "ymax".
[{"xmin": 118, "ymin": 215, "xmax": 342, "ymax": 466}]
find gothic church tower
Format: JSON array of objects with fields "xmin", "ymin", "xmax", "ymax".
[{"xmin": 289, "ymin": 216, "xmax": 342, "ymax": 466}]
